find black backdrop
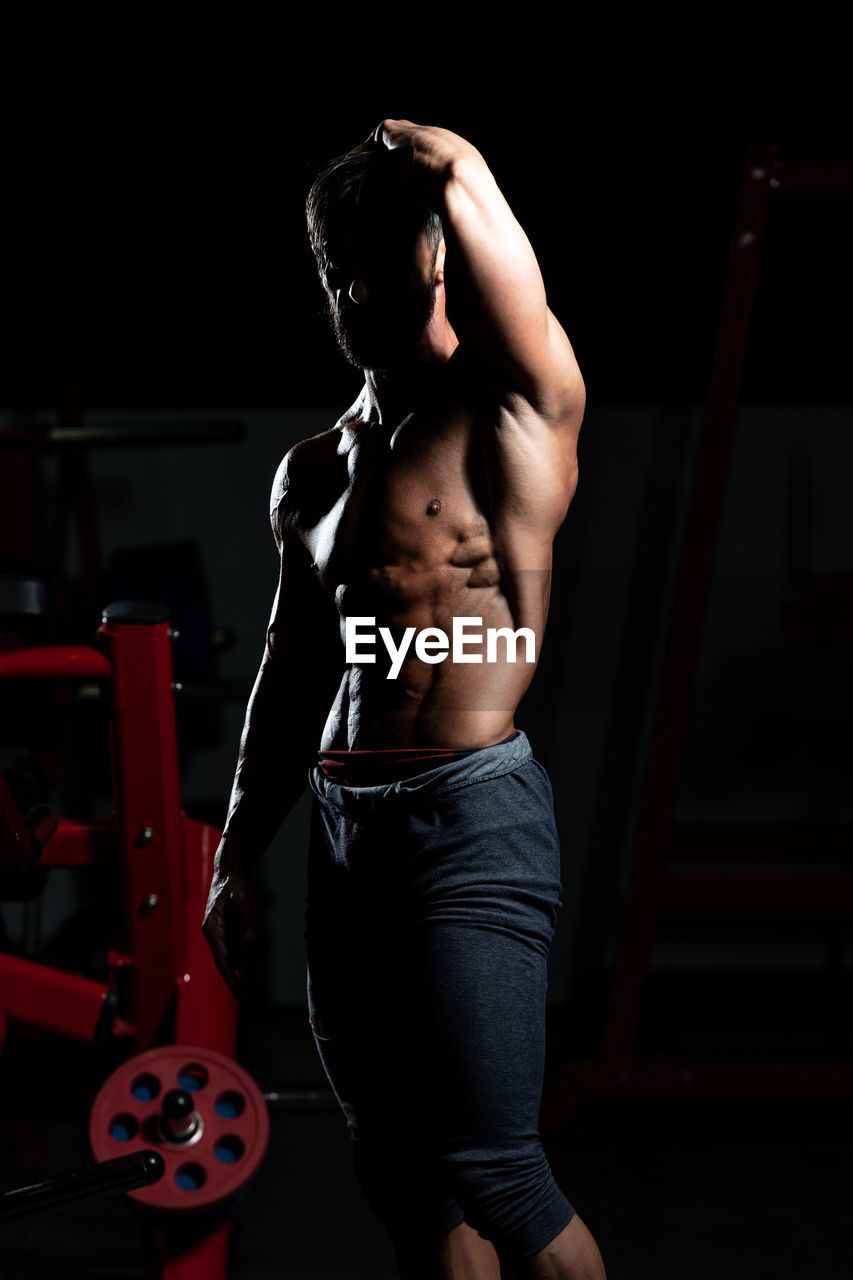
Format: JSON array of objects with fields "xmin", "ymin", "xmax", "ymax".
[{"xmin": 4, "ymin": 80, "xmax": 851, "ymax": 415}]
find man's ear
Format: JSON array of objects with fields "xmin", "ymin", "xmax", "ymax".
[{"xmin": 435, "ymin": 239, "xmax": 447, "ymax": 284}]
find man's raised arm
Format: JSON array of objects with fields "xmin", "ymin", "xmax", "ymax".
[
  {"xmin": 375, "ymin": 118, "xmax": 585, "ymax": 429},
  {"xmin": 202, "ymin": 456, "xmax": 341, "ymax": 997}
]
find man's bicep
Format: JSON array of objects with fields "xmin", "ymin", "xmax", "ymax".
[
  {"xmin": 265, "ymin": 533, "xmax": 341, "ymax": 676},
  {"xmin": 443, "ymin": 160, "xmax": 584, "ymax": 423}
]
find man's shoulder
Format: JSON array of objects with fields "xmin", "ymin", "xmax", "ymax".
[
  {"xmin": 272, "ymin": 385, "xmax": 379, "ymax": 509},
  {"xmin": 273, "ymin": 426, "xmax": 341, "ymax": 493},
  {"xmin": 269, "ymin": 425, "xmax": 343, "ymax": 543}
]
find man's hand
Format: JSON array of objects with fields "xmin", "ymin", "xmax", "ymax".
[
  {"xmin": 374, "ymin": 117, "xmax": 480, "ymax": 153},
  {"xmin": 202, "ymin": 852, "xmax": 266, "ymax": 999},
  {"xmin": 353, "ymin": 118, "xmax": 583, "ymax": 428},
  {"xmin": 366, "ymin": 118, "xmax": 485, "ymax": 208}
]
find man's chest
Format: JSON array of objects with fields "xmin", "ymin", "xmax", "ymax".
[{"xmin": 298, "ymin": 409, "xmax": 493, "ymax": 582}]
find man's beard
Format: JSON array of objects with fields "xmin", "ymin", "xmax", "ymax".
[{"xmin": 328, "ymin": 281, "xmax": 437, "ymax": 371}]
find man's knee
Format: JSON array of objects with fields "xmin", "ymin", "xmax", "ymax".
[
  {"xmin": 514, "ymin": 1213, "xmax": 608, "ymax": 1280},
  {"xmin": 440, "ymin": 1144, "xmax": 575, "ymax": 1260},
  {"xmin": 352, "ymin": 1133, "xmax": 574, "ymax": 1261},
  {"xmin": 353, "ymin": 1138, "xmax": 465, "ymax": 1244}
]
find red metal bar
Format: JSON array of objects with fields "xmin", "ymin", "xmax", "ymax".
[
  {"xmin": 149, "ymin": 1220, "xmax": 233, "ymax": 1280},
  {"xmin": 100, "ymin": 612, "xmax": 188, "ymax": 1049},
  {"xmin": 175, "ymin": 816, "xmax": 238, "ymax": 1056},
  {"xmin": 598, "ymin": 146, "xmax": 778, "ymax": 1068},
  {"xmin": 0, "ymin": 952, "xmax": 111, "ymax": 1042},
  {"xmin": 37, "ymin": 818, "xmax": 116, "ymax": 867},
  {"xmin": 542, "ymin": 148, "xmax": 853, "ymax": 1126},
  {"xmin": 0, "ymin": 645, "xmax": 112, "ymax": 679}
]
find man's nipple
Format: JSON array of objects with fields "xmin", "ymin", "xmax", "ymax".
[{"xmin": 426, "ymin": 498, "xmax": 442, "ymax": 517}]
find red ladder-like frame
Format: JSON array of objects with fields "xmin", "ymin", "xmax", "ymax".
[{"xmin": 542, "ymin": 145, "xmax": 853, "ymax": 1124}]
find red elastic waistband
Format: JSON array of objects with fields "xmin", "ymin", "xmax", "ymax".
[
  {"xmin": 318, "ymin": 747, "xmax": 458, "ymax": 784},
  {"xmin": 317, "ymin": 732, "xmax": 518, "ymax": 785}
]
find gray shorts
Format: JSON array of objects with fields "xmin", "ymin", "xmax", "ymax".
[{"xmin": 304, "ymin": 730, "xmax": 575, "ymax": 1260}]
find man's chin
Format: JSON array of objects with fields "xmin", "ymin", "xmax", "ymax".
[
  {"xmin": 330, "ymin": 290, "xmax": 436, "ymax": 373},
  {"xmin": 334, "ymin": 330, "xmax": 409, "ymax": 372}
]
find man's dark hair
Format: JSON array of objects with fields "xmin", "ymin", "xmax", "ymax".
[{"xmin": 306, "ymin": 146, "xmax": 443, "ymax": 272}]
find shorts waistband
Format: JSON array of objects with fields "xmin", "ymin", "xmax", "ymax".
[
  {"xmin": 317, "ymin": 732, "xmax": 520, "ymax": 786},
  {"xmin": 309, "ymin": 729, "xmax": 534, "ymax": 813}
]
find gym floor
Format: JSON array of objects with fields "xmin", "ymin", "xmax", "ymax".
[{"xmin": 0, "ymin": 997, "xmax": 851, "ymax": 1280}]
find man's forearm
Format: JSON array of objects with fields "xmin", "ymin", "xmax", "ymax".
[
  {"xmin": 216, "ymin": 653, "xmax": 318, "ymax": 869},
  {"xmin": 375, "ymin": 119, "xmax": 582, "ymax": 420}
]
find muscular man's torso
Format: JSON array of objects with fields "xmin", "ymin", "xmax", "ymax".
[{"xmin": 277, "ymin": 351, "xmax": 577, "ymax": 750}]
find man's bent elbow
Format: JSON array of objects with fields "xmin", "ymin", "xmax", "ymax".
[
  {"xmin": 544, "ymin": 370, "xmax": 585, "ymax": 442},
  {"xmin": 562, "ymin": 368, "xmax": 586, "ymax": 430},
  {"xmin": 537, "ymin": 314, "xmax": 585, "ymax": 429},
  {"xmin": 264, "ymin": 624, "xmax": 294, "ymax": 670}
]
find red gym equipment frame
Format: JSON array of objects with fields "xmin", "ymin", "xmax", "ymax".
[
  {"xmin": 0, "ymin": 607, "xmax": 241, "ymax": 1278},
  {"xmin": 543, "ymin": 146, "xmax": 853, "ymax": 1124}
]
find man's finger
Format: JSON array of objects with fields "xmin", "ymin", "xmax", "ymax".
[{"xmin": 375, "ymin": 119, "xmax": 418, "ymax": 150}]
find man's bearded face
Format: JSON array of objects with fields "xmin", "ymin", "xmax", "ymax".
[{"xmin": 321, "ymin": 224, "xmax": 438, "ymax": 371}]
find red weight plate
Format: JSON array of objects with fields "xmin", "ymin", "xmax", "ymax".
[{"xmin": 89, "ymin": 1044, "xmax": 270, "ymax": 1215}]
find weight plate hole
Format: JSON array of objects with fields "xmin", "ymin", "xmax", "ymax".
[
  {"xmin": 109, "ymin": 1113, "xmax": 139, "ymax": 1141},
  {"xmin": 130, "ymin": 1073, "xmax": 161, "ymax": 1102},
  {"xmin": 178, "ymin": 1063, "xmax": 209, "ymax": 1092},
  {"xmin": 214, "ymin": 1135, "xmax": 245, "ymax": 1164},
  {"xmin": 215, "ymin": 1090, "xmax": 246, "ymax": 1118},
  {"xmin": 175, "ymin": 1162, "xmax": 207, "ymax": 1191}
]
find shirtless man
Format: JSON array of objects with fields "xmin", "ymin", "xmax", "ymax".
[{"xmin": 203, "ymin": 120, "xmax": 606, "ymax": 1279}]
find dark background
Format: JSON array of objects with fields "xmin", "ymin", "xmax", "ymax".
[
  {"xmin": 4, "ymin": 77, "xmax": 851, "ymax": 414},
  {"xmin": 2, "ymin": 48, "xmax": 852, "ymax": 1278}
]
